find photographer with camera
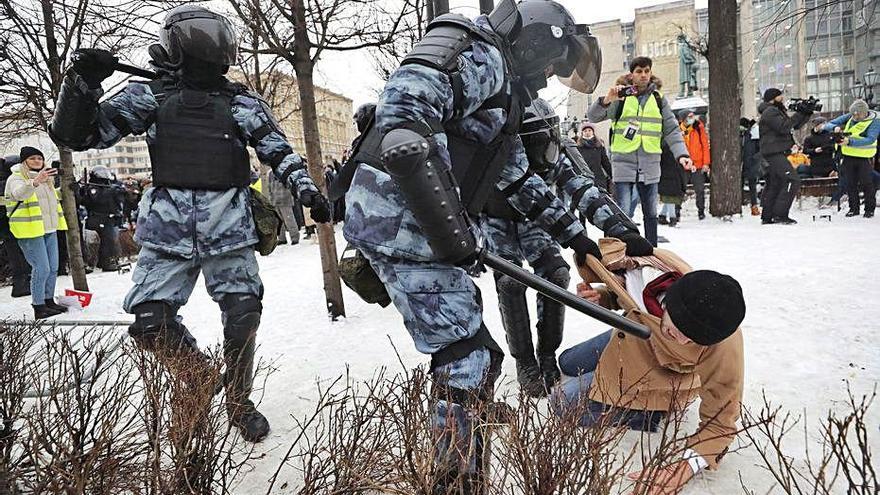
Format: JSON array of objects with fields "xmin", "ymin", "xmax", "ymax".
[
  {"xmin": 588, "ymin": 56, "xmax": 691, "ymax": 246},
  {"xmin": 822, "ymin": 99, "xmax": 878, "ymax": 218},
  {"xmin": 757, "ymin": 88, "xmax": 814, "ymax": 225}
]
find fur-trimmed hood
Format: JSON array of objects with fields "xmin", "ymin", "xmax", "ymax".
[{"xmin": 615, "ymin": 73, "xmax": 663, "ymax": 91}]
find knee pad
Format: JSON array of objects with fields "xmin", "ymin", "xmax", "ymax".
[
  {"xmin": 220, "ymin": 294, "xmax": 262, "ymax": 343},
  {"xmin": 493, "ymin": 272, "xmax": 526, "ymax": 298},
  {"xmin": 544, "ymin": 265, "xmax": 570, "ymax": 289},
  {"xmin": 128, "ymin": 301, "xmax": 176, "ymax": 337}
]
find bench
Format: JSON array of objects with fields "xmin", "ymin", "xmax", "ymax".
[{"xmin": 796, "ymin": 176, "xmax": 838, "ymax": 209}]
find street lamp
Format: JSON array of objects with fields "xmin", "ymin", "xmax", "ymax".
[
  {"xmin": 864, "ymin": 69, "xmax": 878, "ymax": 106},
  {"xmin": 850, "ymin": 82, "xmax": 865, "ymax": 100}
]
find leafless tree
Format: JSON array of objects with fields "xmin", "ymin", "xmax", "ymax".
[
  {"xmin": 0, "ymin": 0, "xmax": 159, "ymax": 291},
  {"xmin": 224, "ymin": 0, "xmax": 423, "ymax": 319}
]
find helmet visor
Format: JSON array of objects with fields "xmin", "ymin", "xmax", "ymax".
[
  {"xmin": 556, "ymin": 28, "xmax": 602, "ymax": 94},
  {"xmin": 164, "ymin": 11, "xmax": 238, "ymax": 66}
]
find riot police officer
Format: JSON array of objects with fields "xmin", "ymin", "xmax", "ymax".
[
  {"xmin": 483, "ymin": 98, "xmax": 648, "ymax": 398},
  {"xmin": 79, "ymin": 165, "xmax": 124, "ymax": 271},
  {"xmin": 50, "ymin": 5, "xmax": 331, "ymax": 442},
  {"xmin": 342, "ymin": 0, "xmax": 651, "ymax": 489},
  {"xmin": 1, "ymin": 154, "xmax": 31, "ymax": 297}
]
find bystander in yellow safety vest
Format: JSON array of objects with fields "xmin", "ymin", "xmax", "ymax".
[
  {"xmin": 5, "ymin": 170, "xmax": 68, "ymax": 239},
  {"xmin": 842, "ymin": 115, "xmax": 877, "ymax": 158},
  {"xmin": 610, "ymin": 93, "xmax": 664, "ymax": 155}
]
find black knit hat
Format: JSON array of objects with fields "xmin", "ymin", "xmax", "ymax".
[
  {"xmin": 664, "ymin": 270, "xmax": 745, "ymax": 346},
  {"xmin": 19, "ymin": 146, "xmax": 44, "ymax": 162},
  {"xmin": 763, "ymin": 88, "xmax": 783, "ymax": 103}
]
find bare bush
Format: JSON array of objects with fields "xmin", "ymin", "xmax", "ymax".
[
  {"xmin": 741, "ymin": 387, "xmax": 878, "ymax": 495},
  {"xmin": 0, "ymin": 320, "xmax": 261, "ymax": 494}
]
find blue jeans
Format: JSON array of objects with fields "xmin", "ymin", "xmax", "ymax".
[
  {"xmin": 552, "ymin": 330, "xmax": 665, "ymax": 431},
  {"xmin": 659, "ymin": 203, "xmax": 677, "ymax": 220},
  {"xmin": 17, "ymin": 232, "xmax": 59, "ymax": 305},
  {"xmin": 614, "ymin": 182, "xmax": 659, "ymax": 246}
]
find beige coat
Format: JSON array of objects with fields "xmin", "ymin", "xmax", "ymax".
[
  {"xmin": 4, "ymin": 164, "xmax": 61, "ymax": 233},
  {"xmin": 577, "ymin": 238, "xmax": 744, "ymax": 469}
]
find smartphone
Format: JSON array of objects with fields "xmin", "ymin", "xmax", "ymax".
[
  {"xmin": 617, "ymin": 86, "xmax": 639, "ymax": 98},
  {"xmin": 50, "ymin": 160, "xmax": 61, "ymax": 169}
]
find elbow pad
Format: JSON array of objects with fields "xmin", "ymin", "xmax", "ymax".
[{"xmin": 381, "ymin": 128, "xmax": 476, "ymax": 264}]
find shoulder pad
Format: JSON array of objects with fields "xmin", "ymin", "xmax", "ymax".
[
  {"xmin": 561, "ymin": 138, "xmax": 594, "ymax": 178},
  {"xmin": 401, "ymin": 14, "xmax": 495, "ymax": 72}
]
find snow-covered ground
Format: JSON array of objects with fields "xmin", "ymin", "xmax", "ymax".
[{"xmin": 2, "ymin": 199, "xmax": 878, "ymax": 493}]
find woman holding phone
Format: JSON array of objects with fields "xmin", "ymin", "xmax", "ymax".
[{"xmin": 3, "ymin": 146, "xmax": 68, "ymax": 319}]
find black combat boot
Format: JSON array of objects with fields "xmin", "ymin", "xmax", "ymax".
[{"xmin": 221, "ymin": 294, "xmax": 269, "ymax": 442}]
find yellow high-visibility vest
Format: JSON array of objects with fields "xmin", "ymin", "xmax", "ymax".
[
  {"xmin": 5, "ymin": 170, "xmax": 68, "ymax": 239},
  {"xmin": 841, "ymin": 116, "xmax": 877, "ymax": 158},
  {"xmin": 610, "ymin": 93, "xmax": 664, "ymax": 155}
]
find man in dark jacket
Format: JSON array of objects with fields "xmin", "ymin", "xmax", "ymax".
[
  {"xmin": 658, "ymin": 142, "xmax": 687, "ymax": 227},
  {"xmin": 758, "ymin": 88, "xmax": 812, "ymax": 224},
  {"xmin": 803, "ymin": 116, "xmax": 837, "ymax": 178}
]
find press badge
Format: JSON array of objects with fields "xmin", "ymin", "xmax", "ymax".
[{"xmin": 624, "ymin": 120, "xmax": 639, "ymax": 140}]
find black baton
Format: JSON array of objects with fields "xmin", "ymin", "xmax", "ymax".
[
  {"xmin": 114, "ymin": 62, "xmax": 157, "ymax": 79},
  {"xmin": 481, "ymin": 251, "xmax": 651, "ymax": 339}
]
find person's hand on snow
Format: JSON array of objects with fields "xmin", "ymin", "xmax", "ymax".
[
  {"xmin": 576, "ymin": 282, "xmax": 602, "ymax": 304},
  {"xmin": 625, "ymin": 461, "xmax": 694, "ymax": 495}
]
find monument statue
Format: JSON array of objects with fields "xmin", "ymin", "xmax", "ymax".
[{"xmin": 678, "ymin": 32, "xmax": 699, "ymax": 97}]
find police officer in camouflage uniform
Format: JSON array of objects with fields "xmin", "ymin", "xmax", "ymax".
[
  {"xmin": 343, "ymin": 0, "xmax": 652, "ymax": 489},
  {"xmin": 49, "ymin": 5, "xmax": 331, "ymax": 442},
  {"xmin": 483, "ymin": 98, "xmax": 647, "ymax": 398}
]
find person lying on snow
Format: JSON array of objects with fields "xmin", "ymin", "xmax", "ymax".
[{"xmin": 552, "ymin": 238, "xmax": 745, "ymax": 495}]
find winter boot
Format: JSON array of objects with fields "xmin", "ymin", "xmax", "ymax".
[
  {"xmin": 11, "ymin": 276, "xmax": 30, "ymax": 298},
  {"xmin": 221, "ymin": 294, "xmax": 270, "ymax": 443},
  {"xmin": 846, "ymin": 210, "xmax": 860, "ymax": 217},
  {"xmin": 44, "ymin": 299, "xmax": 68, "ymax": 314},
  {"xmin": 865, "ymin": 211, "xmax": 875, "ymax": 218},
  {"xmin": 33, "ymin": 304, "xmax": 63, "ymax": 320},
  {"xmin": 750, "ymin": 205, "xmax": 760, "ymax": 216},
  {"xmin": 658, "ymin": 215, "xmax": 668, "ymax": 225},
  {"xmin": 698, "ymin": 211, "xmax": 706, "ymax": 220},
  {"xmin": 668, "ymin": 216, "xmax": 679, "ymax": 227}
]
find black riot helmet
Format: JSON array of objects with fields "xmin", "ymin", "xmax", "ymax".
[
  {"xmin": 353, "ymin": 103, "xmax": 376, "ymax": 133},
  {"xmin": 489, "ymin": 0, "xmax": 602, "ymax": 95},
  {"xmin": 89, "ymin": 165, "xmax": 113, "ymax": 182},
  {"xmin": 156, "ymin": 5, "xmax": 238, "ymax": 70},
  {"xmin": 519, "ymin": 98, "xmax": 560, "ymax": 173}
]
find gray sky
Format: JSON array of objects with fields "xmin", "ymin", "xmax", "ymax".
[{"xmin": 314, "ymin": 0, "xmax": 709, "ymax": 115}]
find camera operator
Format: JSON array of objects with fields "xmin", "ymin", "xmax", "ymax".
[
  {"xmin": 757, "ymin": 88, "xmax": 813, "ymax": 225},
  {"xmin": 822, "ymin": 99, "xmax": 878, "ymax": 218},
  {"xmin": 79, "ymin": 165, "xmax": 125, "ymax": 271}
]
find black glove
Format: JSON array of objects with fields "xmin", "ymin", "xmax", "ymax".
[
  {"xmin": 568, "ymin": 233, "xmax": 602, "ymax": 267},
  {"xmin": 301, "ymin": 190, "xmax": 331, "ymax": 224},
  {"xmin": 618, "ymin": 231, "xmax": 654, "ymax": 257},
  {"xmin": 71, "ymin": 48, "xmax": 117, "ymax": 88}
]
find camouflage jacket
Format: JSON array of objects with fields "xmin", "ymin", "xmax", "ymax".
[
  {"xmin": 55, "ymin": 72, "xmax": 318, "ymax": 258},
  {"xmin": 344, "ymin": 16, "xmax": 616, "ymax": 261}
]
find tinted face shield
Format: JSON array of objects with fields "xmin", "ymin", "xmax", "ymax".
[
  {"xmin": 520, "ymin": 117, "xmax": 560, "ymax": 171},
  {"xmin": 161, "ymin": 10, "xmax": 239, "ymax": 67},
  {"xmin": 556, "ymin": 26, "xmax": 602, "ymax": 94}
]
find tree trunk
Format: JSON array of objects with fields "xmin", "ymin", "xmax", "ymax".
[
  {"xmin": 57, "ymin": 149, "xmax": 89, "ymax": 291},
  {"xmin": 707, "ymin": 0, "xmax": 742, "ymax": 217},
  {"xmin": 290, "ymin": 0, "xmax": 345, "ymax": 319},
  {"xmin": 40, "ymin": 0, "xmax": 88, "ymax": 290}
]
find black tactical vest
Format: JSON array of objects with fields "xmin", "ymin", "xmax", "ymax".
[{"xmin": 147, "ymin": 78, "xmax": 251, "ymax": 190}]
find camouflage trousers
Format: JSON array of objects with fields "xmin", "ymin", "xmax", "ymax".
[
  {"xmin": 123, "ymin": 245, "xmax": 263, "ymax": 314},
  {"xmin": 361, "ymin": 248, "xmax": 498, "ymax": 475}
]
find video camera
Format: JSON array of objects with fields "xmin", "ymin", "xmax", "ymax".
[{"xmin": 788, "ymin": 96, "xmax": 823, "ymax": 114}]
